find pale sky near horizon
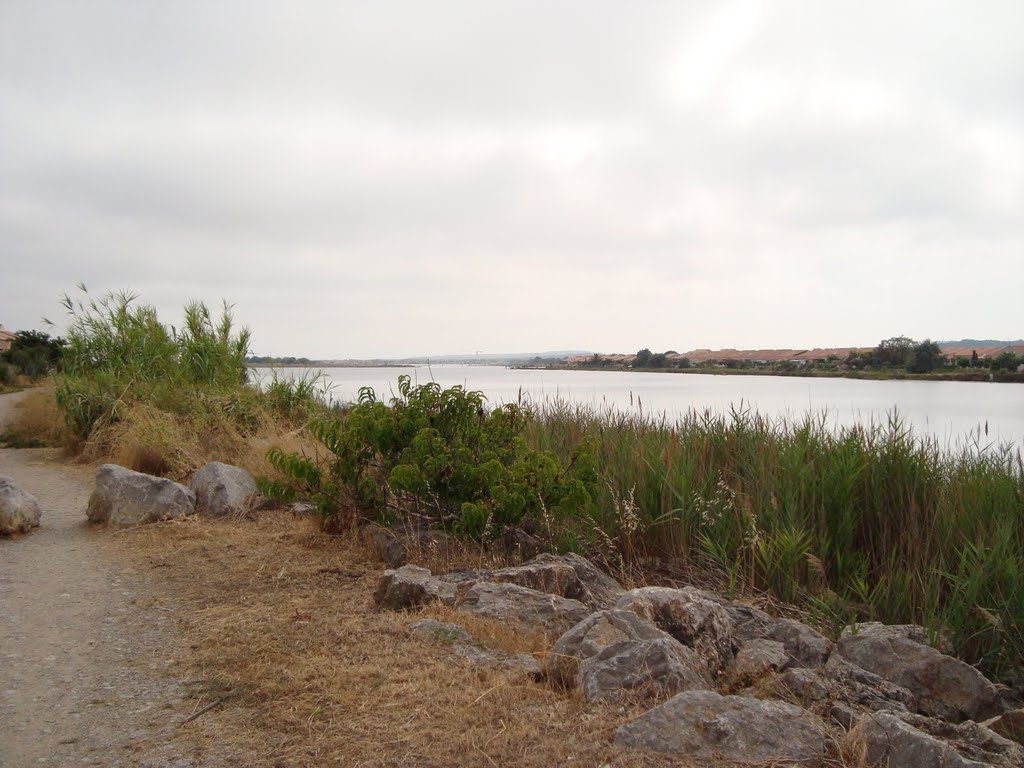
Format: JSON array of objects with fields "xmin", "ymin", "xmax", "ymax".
[{"xmin": 1, "ymin": 1, "xmax": 1022, "ymax": 358}]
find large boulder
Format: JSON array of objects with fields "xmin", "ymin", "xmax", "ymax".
[
  {"xmin": 86, "ymin": 464, "xmax": 195, "ymax": 526},
  {"xmin": 613, "ymin": 690, "xmax": 828, "ymax": 763},
  {"xmin": 374, "ymin": 565, "xmax": 457, "ymax": 610},
  {"xmin": 846, "ymin": 710, "xmax": 1024, "ymax": 768},
  {"xmin": 836, "ymin": 630, "xmax": 1000, "ymax": 722},
  {"xmin": 579, "ymin": 638, "xmax": 711, "ymax": 702},
  {"xmin": 489, "ymin": 553, "xmax": 624, "ymax": 610},
  {"xmin": 0, "ymin": 476, "xmax": 42, "ymax": 535},
  {"xmin": 614, "ymin": 586, "xmax": 733, "ymax": 671},
  {"xmin": 457, "ymin": 582, "xmax": 590, "ymax": 635},
  {"xmin": 547, "ymin": 609, "xmax": 672, "ymax": 686},
  {"xmin": 188, "ymin": 462, "xmax": 257, "ymax": 518}
]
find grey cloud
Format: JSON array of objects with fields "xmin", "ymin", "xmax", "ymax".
[{"xmin": 1, "ymin": 1, "xmax": 1022, "ymax": 357}]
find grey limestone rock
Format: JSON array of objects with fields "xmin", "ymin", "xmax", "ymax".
[
  {"xmin": 547, "ymin": 609, "xmax": 672, "ymax": 686},
  {"xmin": 845, "ymin": 710, "xmax": 1024, "ymax": 768},
  {"xmin": 613, "ymin": 690, "xmax": 828, "ymax": 763},
  {"xmin": 614, "ymin": 586, "xmax": 734, "ymax": 671},
  {"xmin": 837, "ymin": 631, "xmax": 1000, "ymax": 722},
  {"xmin": 188, "ymin": 461, "xmax": 257, "ymax": 518},
  {"xmin": 579, "ymin": 637, "xmax": 711, "ymax": 702},
  {"xmin": 489, "ymin": 553, "xmax": 624, "ymax": 611},
  {"xmin": 374, "ymin": 564, "xmax": 458, "ymax": 610},
  {"xmin": 86, "ymin": 464, "xmax": 195, "ymax": 527},
  {"xmin": 727, "ymin": 638, "xmax": 790, "ymax": 686},
  {"xmin": 0, "ymin": 476, "xmax": 42, "ymax": 535},
  {"xmin": 765, "ymin": 617, "xmax": 833, "ymax": 668},
  {"xmin": 825, "ymin": 652, "xmax": 917, "ymax": 713},
  {"xmin": 457, "ymin": 582, "xmax": 590, "ymax": 635}
]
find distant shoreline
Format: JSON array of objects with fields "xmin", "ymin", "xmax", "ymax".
[{"xmin": 532, "ymin": 363, "xmax": 1024, "ymax": 384}]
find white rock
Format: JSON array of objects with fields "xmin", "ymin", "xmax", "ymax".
[
  {"xmin": 188, "ymin": 462, "xmax": 257, "ymax": 518},
  {"xmin": 0, "ymin": 476, "xmax": 41, "ymax": 535},
  {"xmin": 86, "ymin": 465, "xmax": 195, "ymax": 527}
]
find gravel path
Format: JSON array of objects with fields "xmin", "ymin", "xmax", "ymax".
[{"xmin": 0, "ymin": 392, "xmax": 196, "ymax": 767}]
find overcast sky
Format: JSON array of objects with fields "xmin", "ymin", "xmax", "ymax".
[{"xmin": 1, "ymin": 1, "xmax": 1021, "ymax": 358}]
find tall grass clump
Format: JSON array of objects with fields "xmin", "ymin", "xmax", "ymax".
[
  {"xmin": 56, "ymin": 287, "xmax": 251, "ymax": 438},
  {"xmin": 522, "ymin": 400, "xmax": 1024, "ymax": 681},
  {"xmin": 50, "ymin": 286, "xmax": 318, "ymax": 479}
]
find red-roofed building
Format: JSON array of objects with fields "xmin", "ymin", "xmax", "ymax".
[{"xmin": 0, "ymin": 324, "xmax": 16, "ymax": 353}]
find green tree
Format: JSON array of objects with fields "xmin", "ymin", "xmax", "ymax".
[
  {"xmin": 634, "ymin": 348, "xmax": 653, "ymax": 367},
  {"xmin": 1, "ymin": 330, "xmax": 65, "ymax": 378},
  {"xmin": 905, "ymin": 340, "xmax": 943, "ymax": 373},
  {"xmin": 872, "ymin": 336, "xmax": 916, "ymax": 367}
]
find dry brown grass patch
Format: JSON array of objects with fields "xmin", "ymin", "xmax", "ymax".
[
  {"xmin": 1, "ymin": 386, "xmax": 67, "ymax": 447},
  {"xmin": 111, "ymin": 511, "xmax": 720, "ymax": 767}
]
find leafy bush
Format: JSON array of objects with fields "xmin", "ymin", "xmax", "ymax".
[{"xmin": 261, "ymin": 375, "xmax": 599, "ymax": 538}]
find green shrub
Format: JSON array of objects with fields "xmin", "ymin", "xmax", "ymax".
[{"xmin": 261, "ymin": 375, "xmax": 599, "ymax": 538}]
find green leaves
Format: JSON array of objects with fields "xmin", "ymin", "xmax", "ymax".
[{"xmin": 265, "ymin": 378, "xmax": 599, "ymax": 539}]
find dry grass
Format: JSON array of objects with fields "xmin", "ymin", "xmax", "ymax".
[
  {"xmin": 0, "ymin": 386, "xmax": 67, "ymax": 447},
  {"xmin": 82, "ymin": 400, "xmax": 315, "ymax": 481},
  {"xmin": 111, "ymin": 511, "xmax": 733, "ymax": 767}
]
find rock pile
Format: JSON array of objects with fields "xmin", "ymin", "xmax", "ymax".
[{"xmin": 374, "ymin": 552, "xmax": 1024, "ymax": 767}]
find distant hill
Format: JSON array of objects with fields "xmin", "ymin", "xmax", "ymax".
[
  {"xmin": 380, "ymin": 351, "xmax": 591, "ymax": 365},
  {"xmin": 250, "ymin": 351, "xmax": 592, "ymax": 367},
  {"xmin": 938, "ymin": 339, "xmax": 1024, "ymax": 348}
]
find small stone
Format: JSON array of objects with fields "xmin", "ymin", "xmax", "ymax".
[
  {"xmin": 457, "ymin": 582, "xmax": 590, "ymax": 635},
  {"xmin": 727, "ymin": 639, "xmax": 789, "ymax": 686},
  {"xmin": 373, "ymin": 565, "xmax": 457, "ymax": 610}
]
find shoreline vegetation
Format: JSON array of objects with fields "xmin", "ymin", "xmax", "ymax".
[
  {"xmin": 240, "ymin": 336, "xmax": 1024, "ymax": 383},
  {"xmin": 4, "ymin": 290, "xmax": 1023, "ymax": 687}
]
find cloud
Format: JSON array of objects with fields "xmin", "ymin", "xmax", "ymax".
[{"xmin": 1, "ymin": 1, "xmax": 1022, "ymax": 357}]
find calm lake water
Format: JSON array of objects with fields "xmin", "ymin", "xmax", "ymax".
[{"xmin": 254, "ymin": 365, "xmax": 1024, "ymax": 452}]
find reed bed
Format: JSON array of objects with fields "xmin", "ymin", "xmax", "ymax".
[{"xmin": 522, "ymin": 398, "xmax": 1024, "ymax": 681}]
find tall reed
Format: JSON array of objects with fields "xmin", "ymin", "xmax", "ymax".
[{"xmin": 523, "ymin": 398, "xmax": 1024, "ymax": 680}]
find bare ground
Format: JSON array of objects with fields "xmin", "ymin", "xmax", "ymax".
[
  {"xmin": 1, "ymin": 391, "xmax": 233, "ymax": 767},
  {"xmin": 0, "ymin": 391, "xmax": 771, "ymax": 767}
]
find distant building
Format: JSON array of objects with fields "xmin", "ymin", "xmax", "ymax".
[{"xmin": 0, "ymin": 324, "xmax": 16, "ymax": 353}]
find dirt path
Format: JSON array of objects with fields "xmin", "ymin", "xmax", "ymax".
[{"xmin": 0, "ymin": 392, "xmax": 199, "ymax": 767}]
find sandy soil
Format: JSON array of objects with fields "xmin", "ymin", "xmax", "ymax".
[{"xmin": 0, "ymin": 392, "xmax": 216, "ymax": 767}]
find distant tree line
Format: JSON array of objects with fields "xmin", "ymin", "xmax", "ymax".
[{"xmin": 246, "ymin": 355, "xmax": 314, "ymax": 365}]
